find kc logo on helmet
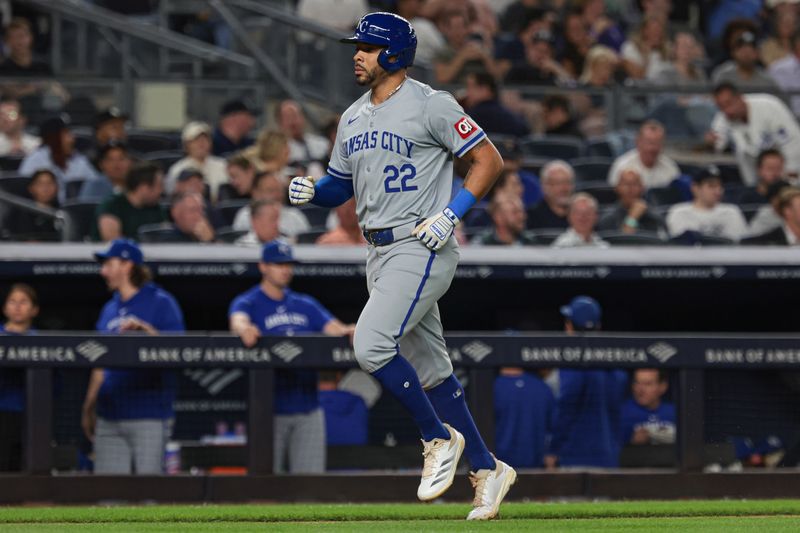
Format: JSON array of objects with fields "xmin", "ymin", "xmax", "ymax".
[{"xmin": 454, "ymin": 117, "xmax": 476, "ymax": 139}]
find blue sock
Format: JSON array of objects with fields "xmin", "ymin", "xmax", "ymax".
[
  {"xmin": 372, "ymin": 355, "xmax": 449, "ymax": 441},
  {"xmin": 427, "ymin": 374, "xmax": 495, "ymax": 471}
]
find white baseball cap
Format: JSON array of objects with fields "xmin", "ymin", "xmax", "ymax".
[{"xmin": 181, "ymin": 121, "xmax": 211, "ymax": 143}]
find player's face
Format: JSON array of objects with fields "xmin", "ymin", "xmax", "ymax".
[
  {"xmin": 3, "ymin": 290, "xmax": 38, "ymax": 325},
  {"xmin": 353, "ymin": 43, "xmax": 386, "ymax": 87},
  {"xmin": 261, "ymin": 262, "xmax": 294, "ymax": 289},
  {"xmin": 100, "ymin": 258, "xmax": 131, "ymax": 291},
  {"xmin": 632, "ymin": 370, "xmax": 666, "ymax": 409}
]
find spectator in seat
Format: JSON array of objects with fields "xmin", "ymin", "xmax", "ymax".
[
  {"xmin": 235, "ymin": 199, "xmax": 282, "ymax": 246},
  {"xmin": 0, "ymin": 283, "xmax": 39, "ymax": 471},
  {"xmin": 598, "ymin": 168, "xmax": 667, "ymax": 237},
  {"xmin": 463, "ymin": 72, "xmax": 529, "ymax": 137},
  {"xmin": 229, "ymin": 240, "xmax": 355, "ymax": 473},
  {"xmin": 495, "ymin": 143, "xmax": 541, "ymax": 207},
  {"xmin": 711, "ymin": 20, "xmax": 779, "ymax": 90},
  {"xmin": 495, "ymin": 7, "xmax": 551, "ymax": 76},
  {"xmin": 82, "ymin": 239, "xmax": 185, "ymax": 474},
  {"xmin": 0, "ymin": 17, "xmax": 52, "ymax": 76},
  {"xmin": 526, "ymin": 160, "xmax": 574, "ymax": 231},
  {"xmin": 542, "ymin": 94, "xmax": 582, "ymax": 139},
  {"xmin": 608, "ymin": 120, "xmax": 679, "ymax": 188},
  {"xmin": 88, "ymin": 108, "xmax": 129, "ymax": 161},
  {"xmin": 708, "ymin": 82, "xmax": 800, "ymax": 186},
  {"xmin": 666, "ymin": 167, "xmax": 748, "ymax": 242},
  {"xmin": 277, "ymin": 99, "xmax": 330, "ymax": 170},
  {"xmin": 742, "ymin": 186, "xmax": 800, "ymax": 245},
  {"xmin": 620, "ymin": 15, "xmax": 671, "ymax": 81},
  {"xmin": 577, "ymin": 0, "xmax": 625, "ymax": 52},
  {"xmin": 144, "ymin": 192, "xmax": 215, "ymax": 243},
  {"xmin": 243, "ymin": 129, "xmax": 292, "ymax": 176},
  {"xmin": 0, "ymin": 98, "xmax": 39, "ymax": 157},
  {"xmin": 4, "ymin": 169, "xmax": 60, "ymax": 241},
  {"xmin": 558, "ymin": 9, "xmax": 592, "ymax": 79},
  {"xmin": 504, "ymin": 30, "xmax": 570, "ymax": 86},
  {"xmin": 79, "ymin": 141, "xmax": 133, "ymax": 201},
  {"xmin": 740, "ymin": 149, "xmax": 786, "ymax": 205},
  {"xmin": 224, "ymin": 154, "xmax": 257, "ymax": 201},
  {"xmin": 494, "ymin": 366, "xmax": 555, "ymax": 468},
  {"xmin": 393, "ymin": 0, "xmax": 446, "ymax": 65},
  {"xmin": 434, "ymin": 10, "xmax": 500, "ymax": 85},
  {"xmin": 651, "ymin": 31, "xmax": 708, "ymax": 86},
  {"xmin": 233, "ymin": 171, "xmax": 310, "ymax": 240},
  {"xmin": 747, "ymin": 180, "xmax": 792, "ymax": 238},
  {"xmin": 544, "ymin": 296, "xmax": 628, "ymax": 469},
  {"xmin": 316, "ymin": 198, "xmax": 366, "ymax": 245},
  {"xmin": 166, "ymin": 121, "xmax": 227, "ymax": 201},
  {"xmin": 761, "ymin": 1, "xmax": 798, "ymax": 67},
  {"xmin": 552, "ymin": 193, "xmax": 610, "ymax": 248},
  {"xmin": 768, "ymin": 30, "xmax": 800, "ymax": 117},
  {"xmin": 20, "ymin": 115, "xmax": 100, "ymax": 203},
  {"xmin": 212, "ymin": 100, "xmax": 256, "ymax": 157},
  {"xmin": 473, "ymin": 193, "xmax": 537, "ymax": 245},
  {"xmin": 93, "ymin": 161, "xmax": 167, "ymax": 242},
  {"xmin": 621, "ymin": 369, "xmax": 676, "ymax": 446}
]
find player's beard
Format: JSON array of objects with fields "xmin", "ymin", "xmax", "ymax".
[{"xmin": 356, "ymin": 65, "xmax": 385, "ymax": 88}]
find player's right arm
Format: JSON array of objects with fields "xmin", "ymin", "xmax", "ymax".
[
  {"xmin": 230, "ymin": 311, "xmax": 261, "ymax": 348},
  {"xmin": 81, "ymin": 368, "xmax": 104, "ymax": 441}
]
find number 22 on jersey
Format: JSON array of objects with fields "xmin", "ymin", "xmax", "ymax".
[{"xmin": 384, "ymin": 163, "xmax": 417, "ymax": 193}]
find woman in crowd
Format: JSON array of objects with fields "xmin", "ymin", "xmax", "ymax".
[
  {"xmin": 621, "ymin": 15, "xmax": 671, "ymax": 81},
  {"xmin": 4, "ymin": 169, "xmax": 60, "ymax": 241}
]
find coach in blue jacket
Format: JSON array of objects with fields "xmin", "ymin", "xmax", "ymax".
[
  {"xmin": 544, "ymin": 296, "xmax": 628, "ymax": 469},
  {"xmin": 82, "ymin": 239, "xmax": 185, "ymax": 474},
  {"xmin": 229, "ymin": 240, "xmax": 354, "ymax": 473}
]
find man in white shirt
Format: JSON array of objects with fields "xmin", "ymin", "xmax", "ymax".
[
  {"xmin": 709, "ymin": 82, "xmax": 800, "ymax": 186},
  {"xmin": 552, "ymin": 193, "xmax": 610, "ymax": 248},
  {"xmin": 666, "ymin": 167, "xmax": 748, "ymax": 242},
  {"xmin": 768, "ymin": 31, "xmax": 800, "ymax": 117},
  {"xmin": 167, "ymin": 122, "xmax": 228, "ymax": 201},
  {"xmin": 276, "ymin": 99, "xmax": 331, "ymax": 167},
  {"xmin": 608, "ymin": 120, "xmax": 680, "ymax": 188},
  {"xmin": 0, "ymin": 98, "xmax": 39, "ymax": 157}
]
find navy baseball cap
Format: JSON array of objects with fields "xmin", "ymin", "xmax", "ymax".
[
  {"xmin": 94, "ymin": 238, "xmax": 144, "ymax": 265},
  {"xmin": 560, "ymin": 296, "xmax": 602, "ymax": 330},
  {"xmin": 260, "ymin": 240, "xmax": 297, "ymax": 264}
]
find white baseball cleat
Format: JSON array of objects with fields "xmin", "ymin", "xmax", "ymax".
[
  {"xmin": 466, "ymin": 457, "xmax": 517, "ymax": 520},
  {"xmin": 417, "ymin": 423, "xmax": 465, "ymax": 501}
]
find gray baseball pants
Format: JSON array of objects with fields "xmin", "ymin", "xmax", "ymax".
[
  {"xmin": 353, "ymin": 237, "xmax": 458, "ymax": 389},
  {"xmin": 273, "ymin": 407, "xmax": 326, "ymax": 474},
  {"xmin": 94, "ymin": 418, "xmax": 170, "ymax": 474}
]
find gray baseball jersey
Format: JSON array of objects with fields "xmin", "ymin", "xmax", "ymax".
[{"xmin": 327, "ymin": 78, "xmax": 486, "ymax": 230}]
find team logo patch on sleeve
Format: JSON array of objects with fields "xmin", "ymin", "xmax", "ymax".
[{"xmin": 454, "ymin": 117, "xmax": 477, "ymax": 139}]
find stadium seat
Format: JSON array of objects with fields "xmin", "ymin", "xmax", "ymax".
[
  {"xmin": 137, "ymin": 223, "xmax": 177, "ymax": 243},
  {"xmin": 678, "ymin": 162, "xmax": 704, "ymax": 178},
  {"xmin": 216, "ymin": 183, "xmax": 239, "ymax": 202},
  {"xmin": 520, "ymin": 156, "xmax": 545, "ymax": 176},
  {"xmin": 216, "ymin": 226, "xmax": 248, "ymax": 243},
  {"xmin": 646, "ymin": 185, "xmax": 686, "ymax": 206},
  {"xmin": 571, "ymin": 157, "xmax": 613, "ymax": 182},
  {"xmin": 577, "ymin": 181, "xmax": 617, "ymax": 205},
  {"xmin": 127, "ymin": 131, "xmax": 181, "ymax": 153},
  {"xmin": 739, "ymin": 204, "xmax": 763, "ymax": 223},
  {"xmin": 65, "ymin": 179, "xmax": 87, "ymax": 200},
  {"xmin": 298, "ymin": 204, "xmax": 332, "ymax": 228},
  {"xmin": 144, "ymin": 150, "xmax": 184, "ymax": 171},
  {"xmin": 216, "ymin": 200, "xmax": 248, "ymax": 226},
  {"xmin": 586, "ymin": 137, "xmax": 614, "ymax": 158},
  {"xmin": 598, "ymin": 231, "xmax": 665, "ymax": 245},
  {"xmin": 723, "ymin": 184, "xmax": 751, "ymax": 203},
  {"xmin": 0, "ymin": 175, "xmax": 31, "ymax": 197},
  {"xmin": 72, "ymin": 128, "xmax": 94, "ymax": 154},
  {"xmin": 463, "ymin": 205, "xmax": 491, "ymax": 228},
  {"xmin": 0, "ymin": 155, "xmax": 23, "ymax": 171},
  {"xmin": 528, "ymin": 228, "xmax": 564, "ymax": 245},
  {"xmin": 60, "ymin": 201, "xmax": 99, "ymax": 242},
  {"xmin": 296, "ymin": 228, "xmax": 327, "ymax": 244},
  {"xmin": 717, "ymin": 163, "xmax": 743, "ymax": 184},
  {"xmin": 519, "ymin": 135, "xmax": 584, "ymax": 160}
]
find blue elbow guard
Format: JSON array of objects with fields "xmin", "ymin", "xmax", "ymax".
[{"xmin": 312, "ymin": 175, "xmax": 354, "ymax": 207}]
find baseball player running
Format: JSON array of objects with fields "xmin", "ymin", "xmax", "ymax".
[{"xmin": 289, "ymin": 12, "xmax": 515, "ymax": 520}]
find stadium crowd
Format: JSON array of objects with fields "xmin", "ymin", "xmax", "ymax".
[{"xmin": 0, "ymin": 1, "xmax": 800, "ymax": 246}]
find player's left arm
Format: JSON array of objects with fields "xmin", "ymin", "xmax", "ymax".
[
  {"xmin": 323, "ymin": 318, "xmax": 356, "ymax": 338},
  {"xmin": 413, "ymin": 138, "xmax": 503, "ymax": 251}
]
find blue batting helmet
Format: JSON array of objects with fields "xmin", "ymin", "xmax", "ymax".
[{"xmin": 340, "ymin": 12, "xmax": 417, "ymax": 73}]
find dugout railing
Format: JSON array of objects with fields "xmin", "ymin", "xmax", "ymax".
[{"xmin": 3, "ymin": 332, "xmax": 800, "ymax": 477}]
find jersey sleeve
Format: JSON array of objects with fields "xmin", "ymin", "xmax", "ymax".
[
  {"xmin": 424, "ymin": 91, "xmax": 486, "ymax": 158},
  {"xmin": 154, "ymin": 293, "xmax": 186, "ymax": 333},
  {"xmin": 228, "ymin": 293, "xmax": 252, "ymax": 318},
  {"xmin": 326, "ymin": 117, "xmax": 353, "ymax": 180},
  {"xmin": 300, "ymin": 295, "xmax": 335, "ymax": 332}
]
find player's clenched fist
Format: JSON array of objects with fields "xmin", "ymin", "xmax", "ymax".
[
  {"xmin": 289, "ymin": 176, "xmax": 316, "ymax": 205},
  {"xmin": 413, "ymin": 208, "xmax": 459, "ymax": 251}
]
